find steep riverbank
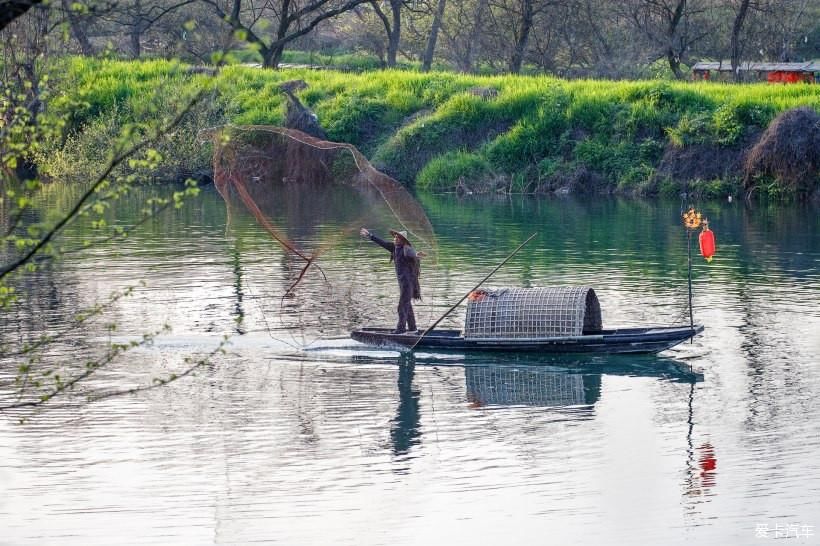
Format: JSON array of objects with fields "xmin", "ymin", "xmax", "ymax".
[{"xmin": 38, "ymin": 58, "xmax": 820, "ymax": 199}]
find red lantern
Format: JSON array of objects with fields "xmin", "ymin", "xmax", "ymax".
[{"xmin": 699, "ymin": 224, "xmax": 716, "ymax": 262}]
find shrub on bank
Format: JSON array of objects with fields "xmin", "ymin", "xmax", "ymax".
[
  {"xmin": 36, "ymin": 58, "xmax": 228, "ymax": 183},
  {"xmin": 417, "ymin": 151, "xmax": 494, "ymax": 191}
]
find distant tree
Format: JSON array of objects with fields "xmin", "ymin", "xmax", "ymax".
[
  {"xmin": 620, "ymin": 0, "xmax": 712, "ymax": 79},
  {"xmin": 61, "ymin": 0, "xmax": 96, "ymax": 55},
  {"xmin": 730, "ymin": 0, "xmax": 752, "ymax": 80},
  {"xmin": 520, "ymin": 0, "xmax": 623, "ymax": 77},
  {"xmin": 199, "ymin": 0, "xmax": 371, "ymax": 68},
  {"xmin": 792, "ymin": 22, "xmax": 820, "ymax": 60},
  {"xmin": 508, "ymin": 0, "xmax": 536, "ymax": 73},
  {"xmin": 335, "ymin": 5, "xmax": 391, "ymax": 65},
  {"xmin": 370, "ymin": 0, "xmax": 404, "ymax": 67},
  {"xmin": 439, "ymin": 0, "xmax": 491, "ymax": 72},
  {"xmin": 752, "ymin": 0, "xmax": 817, "ymax": 61},
  {"xmin": 97, "ymin": 0, "xmax": 196, "ymax": 58},
  {"xmin": 483, "ymin": 0, "xmax": 560, "ymax": 73},
  {"xmin": 421, "ymin": 0, "xmax": 446, "ymax": 71}
]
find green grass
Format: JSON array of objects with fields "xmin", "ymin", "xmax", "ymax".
[
  {"xmin": 223, "ymin": 48, "xmax": 450, "ymax": 72},
  {"xmin": 417, "ymin": 151, "xmax": 494, "ymax": 190},
  {"xmin": 41, "ymin": 57, "xmax": 820, "ymax": 196}
]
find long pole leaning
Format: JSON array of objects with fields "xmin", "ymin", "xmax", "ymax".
[{"xmin": 409, "ymin": 233, "xmax": 538, "ymax": 350}]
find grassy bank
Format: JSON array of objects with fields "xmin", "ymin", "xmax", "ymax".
[{"xmin": 39, "ymin": 57, "xmax": 820, "ymax": 198}]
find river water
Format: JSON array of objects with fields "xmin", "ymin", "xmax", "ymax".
[{"xmin": 1, "ymin": 184, "xmax": 819, "ymax": 545}]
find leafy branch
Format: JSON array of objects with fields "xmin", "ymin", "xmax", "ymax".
[
  {"xmin": 1, "ymin": 326, "xmax": 171, "ymax": 410},
  {"xmin": 89, "ymin": 336, "xmax": 231, "ymax": 402}
]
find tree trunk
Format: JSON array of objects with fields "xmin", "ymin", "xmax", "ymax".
[
  {"xmin": 666, "ymin": 0, "xmax": 685, "ymax": 79},
  {"xmin": 386, "ymin": 0, "xmax": 401, "ymax": 67},
  {"xmin": 61, "ymin": 0, "xmax": 94, "ymax": 55},
  {"xmin": 422, "ymin": 0, "xmax": 446, "ymax": 71},
  {"xmin": 131, "ymin": 26, "xmax": 142, "ymax": 58},
  {"xmin": 731, "ymin": 0, "xmax": 751, "ymax": 82},
  {"xmin": 666, "ymin": 50, "xmax": 683, "ymax": 79},
  {"xmin": 461, "ymin": 0, "xmax": 488, "ymax": 72},
  {"xmin": 264, "ymin": 0, "xmax": 292, "ymax": 68},
  {"xmin": 509, "ymin": 0, "xmax": 534, "ymax": 73},
  {"xmin": 266, "ymin": 44, "xmax": 286, "ymax": 68},
  {"xmin": 130, "ymin": 0, "xmax": 142, "ymax": 58}
]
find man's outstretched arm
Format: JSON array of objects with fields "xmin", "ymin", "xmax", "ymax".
[{"xmin": 360, "ymin": 228, "xmax": 394, "ymax": 252}]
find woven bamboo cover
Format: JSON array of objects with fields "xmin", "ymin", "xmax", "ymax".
[{"xmin": 464, "ymin": 287, "xmax": 602, "ymax": 339}]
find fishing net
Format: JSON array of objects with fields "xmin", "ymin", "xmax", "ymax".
[{"xmin": 201, "ymin": 125, "xmax": 437, "ymax": 342}]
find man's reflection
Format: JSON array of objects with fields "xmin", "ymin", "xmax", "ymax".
[{"xmin": 390, "ymin": 355, "xmax": 421, "ymax": 456}]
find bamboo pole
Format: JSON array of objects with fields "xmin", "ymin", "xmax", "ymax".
[
  {"xmin": 409, "ymin": 233, "xmax": 538, "ymax": 350},
  {"xmin": 687, "ymin": 229, "xmax": 694, "ymax": 334}
]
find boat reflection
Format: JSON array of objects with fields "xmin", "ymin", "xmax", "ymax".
[
  {"xmin": 296, "ymin": 347, "xmax": 706, "ymax": 463},
  {"xmin": 325, "ymin": 345, "xmax": 702, "ymax": 410},
  {"xmin": 464, "ymin": 365, "xmax": 601, "ymax": 408},
  {"xmin": 395, "ymin": 351, "xmax": 702, "ymax": 412},
  {"xmin": 461, "ymin": 354, "xmax": 700, "ymax": 408}
]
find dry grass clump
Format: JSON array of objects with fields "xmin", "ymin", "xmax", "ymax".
[
  {"xmin": 279, "ymin": 80, "xmax": 328, "ymax": 139},
  {"xmin": 743, "ymin": 107, "xmax": 820, "ymax": 196}
]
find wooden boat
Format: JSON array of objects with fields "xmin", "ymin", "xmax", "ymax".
[
  {"xmin": 351, "ymin": 286, "xmax": 704, "ymax": 355},
  {"xmin": 351, "ymin": 324, "xmax": 703, "ymax": 354}
]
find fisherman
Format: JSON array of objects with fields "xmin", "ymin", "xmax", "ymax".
[{"xmin": 360, "ymin": 227, "xmax": 425, "ymax": 334}]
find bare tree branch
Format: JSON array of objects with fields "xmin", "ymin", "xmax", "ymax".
[{"xmin": 0, "ymin": 0, "xmax": 43, "ymax": 31}]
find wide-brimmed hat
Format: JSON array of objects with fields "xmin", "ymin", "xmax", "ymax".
[{"xmin": 389, "ymin": 229, "xmax": 410, "ymax": 243}]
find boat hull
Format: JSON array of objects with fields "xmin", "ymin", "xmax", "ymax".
[{"xmin": 351, "ymin": 325, "xmax": 704, "ymax": 355}]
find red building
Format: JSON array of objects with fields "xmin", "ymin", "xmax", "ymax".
[{"xmin": 692, "ymin": 61, "xmax": 819, "ymax": 83}]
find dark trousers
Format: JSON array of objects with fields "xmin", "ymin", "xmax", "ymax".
[{"xmin": 396, "ymin": 281, "xmax": 416, "ymax": 332}]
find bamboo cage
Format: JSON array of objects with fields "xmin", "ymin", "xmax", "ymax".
[{"xmin": 464, "ymin": 287, "xmax": 602, "ymax": 340}]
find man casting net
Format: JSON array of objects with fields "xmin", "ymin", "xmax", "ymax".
[{"xmin": 202, "ymin": 125, "xmax": 437, "ymax": 343}]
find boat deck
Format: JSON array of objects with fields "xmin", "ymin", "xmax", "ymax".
[{"xmin": 351, "ymin": 325, "xmax": 704, "ymax": 355}]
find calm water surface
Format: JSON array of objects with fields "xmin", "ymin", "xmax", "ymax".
[{"xmin": 1, "ymin": 185, "xmax": 819, "ymax": 545}]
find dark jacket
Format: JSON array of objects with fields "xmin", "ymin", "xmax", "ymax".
[{"xmin": 369, "ymin": 234, "xmax": 421, "ymax": 300}]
